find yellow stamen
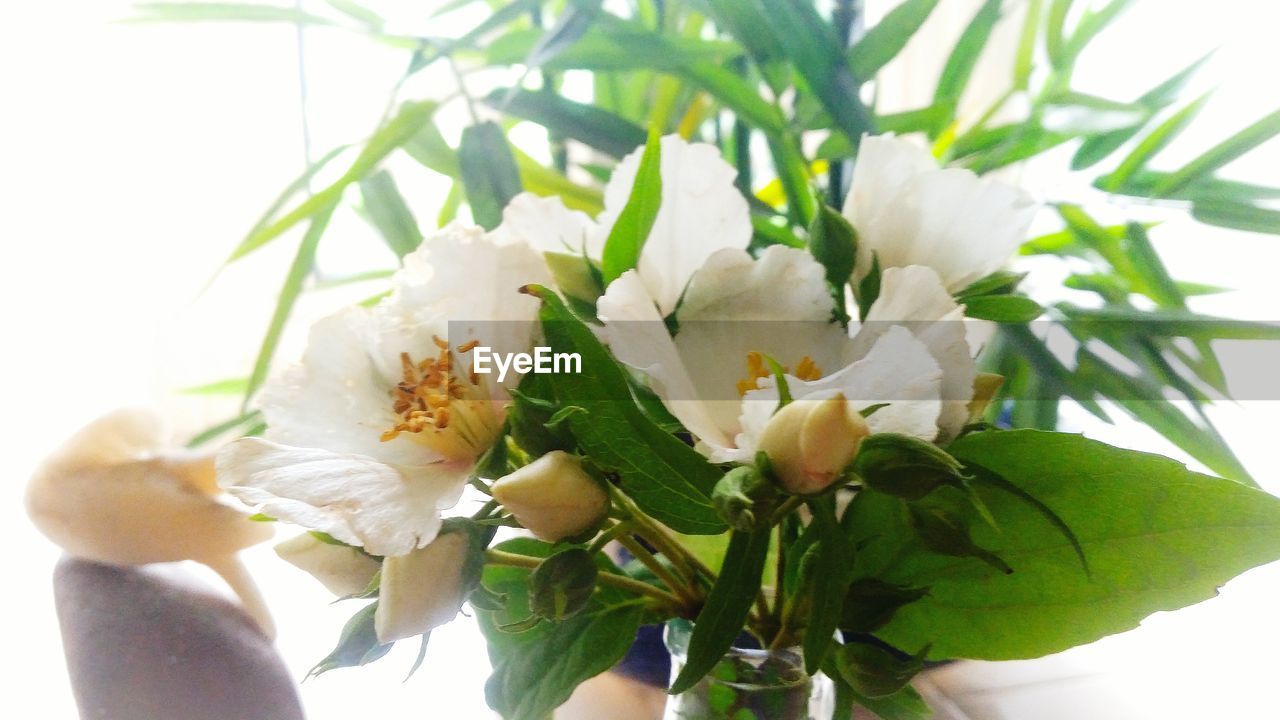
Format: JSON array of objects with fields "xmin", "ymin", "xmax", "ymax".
[
  {"xmin": 380, "ymin": 338, "xmax": 501, "ymax": 460},
  {"xmin": 736, "ymin": 351, "xmax": 823, "ymax": 396}
]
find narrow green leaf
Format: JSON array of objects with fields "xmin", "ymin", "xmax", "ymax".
[
  {"xmin": 701, "ymin": 0, "xmax": 786, "ymax": 68},
  {"xmin": 1013, "ymin": 0, "xmax": 1042, "ymax": 89},
  {"xmin": 961, "ymin": 295, "xmax": 1042, "ymax": 322},
  {"xmin": 185, "ymin": 410, "xmax": 262, "ymax": 448},
  {"xmin": 359, "ymin": 170, "xmax": 422, "ymax": 259},
  {"xmin": 1155, "ymin": 108, "xmax": 1280, "ymax": 197},
  {"xmin": 523, "ymin": 2, "xmax": 597, "ymax": 69},
  {"xmin": 870, "ymin": 430, "xmax": 1280, "ymax": 660},
  {"xmin": 486, "ymin": 88, "xmax": 646, "ymax": 158},
  {"xmin": 513, "ymin": 147, "xmax": 604, "ymax": 214},
  {"xmin": 1060, "ymin": 306, "xmax": 1280, "ymax": 341},
  {"xmin": 130, "ymin": 2, "xmax": 335, "ymax": 25},
  {"xmin": 242, "ymin": 200, "xmax": 337, "ymax": 408},
  {"xmin": 309, "ymin": 602, "xmax": 392, "ymax": 677},
  {"xmin": 669, "ymin": 527, "xmax": 772, "ymax": 694},
  {"xmin": 766, "ymin": 134, "xmax": 816, "ymax": 228},
  {"xmin": 324, "ymin": 0, "xmax": 383, "ymax": 28},
  {"xmin": 229, "ymin": 101, "xmax": 435, "ymax": 262},
  {"xmin": 803, "ymin": 498, "xmax": 854, "ymax": 674},
  {"xmin": 932, "ymin": 0, "xmax": 1002, "ymax": 122},
  {"xmin": 178, "ymin": 376, "xmax": 249, "ymax": 396},
  {"xmin": 1192, "ymin": 199, "xmax": 1280, "ymax": 235},
  {"xmin": 527, "ymin": 286, "xmax": 726, "ymax": 534},
  {"xmin": 1104, "ymin": 94, "xmax": 1211, "ymax": 191},
  {"xmin": 1045, "ymin": 0, "xmax": 1072, "ymax": 69},
  {"xmin": 459, "ymin": 121, "xmax": 523, "ymax": 230},
  {"xmin": 601, "ymin": 131, "xmax": 662, "ymax": 284},
  {"xmin": 847, "ymin": 0, "xmax": 941, "ymax": 80}
]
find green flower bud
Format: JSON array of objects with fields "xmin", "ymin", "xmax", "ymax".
[
  {"xmin": 757, "ymin": 393, "xmax": 870, "ymax": 495},
  {"xmin": 908, "ymin": 505, "xmax": 1012, "ymax": 575},
  {"xmin": 852, "ymin": 433, "xmax": 967, "ymax": 500},
  {"xmin": 529, "ymin": 548, "xmax": 598, "ymax": 621},
  {"xmin": 711, "ymin": 465, "xmax": 780, "ymax": 532},
  {"xmin": 491, "ymin": 451, "xmax": 609, "ymax": 542},
  {"xmin": 839, "ymin": 579, "xmax": 929, "ymax": 634},
  {"xmin": 833, "ymin": 641, "xmax": 927, "ymax": 699}
]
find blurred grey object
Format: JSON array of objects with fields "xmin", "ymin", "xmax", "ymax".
[{"xmin": 54, "ymin": 558, "xmax": 304, "ymax": 720}]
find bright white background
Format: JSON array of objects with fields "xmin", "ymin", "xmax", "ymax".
[{"xmin": 2, "ymin": 1, "xmax": 1279, "ymax": 718}]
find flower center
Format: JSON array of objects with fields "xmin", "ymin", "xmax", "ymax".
[
  {"xmin": 735, "ymin": 351, "xmax": 822, "ymax": 396},
  {"xmin": 381, "ymin": 336, "xmax": 502, "ymax": 461}
]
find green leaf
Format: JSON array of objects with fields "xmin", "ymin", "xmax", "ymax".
[
  {"xmin": 700, "ymin": 0, "xmax": 786, "ymax": 68},
  {"xmin": 1059, "ymin": 306, "xmax": 1280, "ymax": 341},
  {"xmin": 848, "ymin": 0, "xmax": 940, "ymax": 80},
  {"xmin": 802, "ymin": 498, "xmax": 854, "ymax": 674},
  {"xmin": 229, "ymin": 101, "xmax": 435, "ymax": 262},
  {"xmin": 669, "ymin": 527, "xmax": 772, "ymax": 694},
  {"xmin": 1013, "ymin": 0, "xmax": 1042, "ymax": 89},
  {"xmin": 359, "ymin": 170, "xmax": 422, "ymax": 259},
  {"xmin": 185, "ymin": 410, "xmax": 262, "ymax": 448},
  {"xmin": 932, "ymin": 0, "xmax": 1002, "ymax": 129},
  {"xmin": 479, "ymin": 539, "xmax": 645, "ymax": 720},
  {"xmin": 522, "ymin": 2, "xmax": 598, "ymax": 70},
  {"xmin": 808, "ymin": 204, "xmax": 857, "ymax": 318},
  {"xmin": 178, "ymin": 376, "xmax": 249, "ymax": 396},
  {"xmin": 601, "ymin": 131, "xmax": 662, "ymax": 284},
  {"xmin": 324, "ymin": 0, "xmax": 383, "ymax": 28},
  {"xmin": 243, "ymin": 200, "xmax": 338, "ymax": 408},
  {"xmin": 1103, "ymin": 93, "xmax": 1211, "ymax": 191},
  {"xmin": 486, "ymin": 88, "xmax": 646, "ymax": 159},
  {"xmin": 863, "ymin": 430, "xmax": 1280, "ymax": 660},
  {"xmin": 513, "ymin": 148, "xmax": 605, "ymax": 214},
  {"xmin": 459, "ymin": 121, "xmax": 523, "ymax": 230},
  {"xmin": 526, "ymin": 286, "xmax": 726, "ymax": 534},
  {"xmin": 308, "ymin": 602, "xmax": 392, "ymax": 677},
  {"xmin": 130, "ymin": 2, "xmax": 335, "ymax": 25},
  {"xmin": 1192, "ymin": 199, "xmax": 1280, "ymax": 235},
  {"xmin": 961, "ymin": 295, "xmax": 1042, "ymax": 322},
  {"xmin": 1154, "ymin": 108, "xmax": 1280, "ymax": 197}
]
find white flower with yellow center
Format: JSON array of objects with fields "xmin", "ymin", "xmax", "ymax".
[
  {"xmin": 842, "ymin": 134, "xmax": 1037, "ymax": 292},
  {"xmin": 494, "ymin": 134, "xmax": 751, "ymax": 315},
  {"xmin": 217, "ymin": 223, "xmax": 550, "ymax": 558},
  {"xmin": 598, "ymin": 246, "xmax": 978, "ymax": 465}
]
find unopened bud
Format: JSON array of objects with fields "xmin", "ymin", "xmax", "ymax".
[
  {"xmin": 529, "ymin": 548, "xmax": 598, "ymax": 621},
  {"xmin": 908, "ymin": 505, "xmax": 1012, "ymax": 575},
  {"xmin": 712, "ymin": 465, "xmax": 780, "ymax": 532},
  {"xmin": 839, "ymin": 579, "xmax": 929, "ymax": 633},
  {"xmin": 757, "ymin": 393, "xmax": 869, "ymax": 495},
  {"xmin": 275, "ymin": 533, "xmax": 379, "ymax": 598},
  {"xmin": 853, "ymin": 433, "xmax": 967, "ymax": 500},
  {"xmin": 375, "ymin": 530, "xmax": 472, "ymax": 642},
  {"xmin": 834, "ymin": 641, "xmax": 927, "ymax": 699},
  {"xmin": 491, "ymin": 451, "xmax": 609, "ymax": 542}
]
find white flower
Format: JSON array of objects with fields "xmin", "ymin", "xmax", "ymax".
[
  {"xmin": 496, "ymin": 134, "xmax": 751, "ymax": 315},
  {"xmin": 26, "ymin": 408, "xmax": 275, "ymax": 636},
  {"xmin": 218, "ymin": 223, "xmax": 551, "ymax": 557},
  {"xmin": 598, "ymin": 246, "xmax": 978, "ymax": 464},
  {"xmin": 842, "ymin": 134, "xmax": 1037, "ymax": 292}
]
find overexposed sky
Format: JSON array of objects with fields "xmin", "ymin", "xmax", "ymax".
[{"xmin": 2, "ymin": 1, "xmax": 1279, "ymax": 718}]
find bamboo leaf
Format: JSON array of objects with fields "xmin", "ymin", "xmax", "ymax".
[
  {"xmin": 932, "ymin": 0, "xmax": 1002, "ymax": 130},
  {"xmin": 359, "ymin": 170, "xmax": 422, "ymax": 259},
  {"xmin": 1104, "ymin": 94, "xmax": 1211, "ymax": 191},
  {"xmin": 848, "ymin": 0, "xmax": 941, "ymax": 80},
  {"xmin": 459, "ymin": 121, "xmax": 523, "ymax": 230},
  {"xmin": 1155, "ymin": 108, "xmax": 1280, "ymax": 197}
]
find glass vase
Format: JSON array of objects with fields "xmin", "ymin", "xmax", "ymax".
[{"xmin": 663, "ymin": 621, "xmax": 834, "ymax": 720}]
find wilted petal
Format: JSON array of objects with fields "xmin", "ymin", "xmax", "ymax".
[{"xmin": 217, "ymin": 438, "xmax": 468, "ymax": 557}]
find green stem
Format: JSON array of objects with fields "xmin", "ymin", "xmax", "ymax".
[
  {"xmin": 485, "ymin": 549, "xmax": 684, "ymax": 611},
  {"xmin": 586, "ymin": 520, "xmax": 632, "ymax": 555},
  {"xmin": 617, "ymin": 534, "xmax": 698, "ymax": 606},
  {"xmin": 769, "ymin": 495, "xmax": 805, "ymax": 525}
]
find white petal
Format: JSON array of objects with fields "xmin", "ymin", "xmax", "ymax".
[
  {"xmin": 492, "ymin": 192, "xmax": 602, "ymax": 257},
  {"xmin": 859, "ymin": 266, "xmax": 978, "ymax": 440},
  {"xmin": 597, "ymin": 271, "xmax": 734, "ymax": 452},
  {"xmin": 600, "ymin": 135, "xmax": 751, "ymax": 314},
  {"xmin": 738, "ymin": 326, "xmax": 943, "ymax": 452},
  {"xmin": 275, "ymin": 533, "xmax": 380, "ymax": 597},
  {"xmin": 844, "ymin": 134, "xmax": 1037, "ymax": 291},
  {"xmin": 673, "ymin": 247, "xmax": 847, "ymax": 441},
  {"xmin": 217, "ymin": 438, "xmax": 468, "ymax": 557},
  {"xmin": 375, "ymin": 532, "xmax": 469, "ymax": 642}
]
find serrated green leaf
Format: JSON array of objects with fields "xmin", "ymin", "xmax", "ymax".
[
  {"xmin": 669, "ymin": 527, "xmax": 771, "ymax": 694},
  {"xmin": 459, "ymin": 121, "xmax": 523, "ymax": 230},
  {"xmin": 962, "ymin": 295, "xmax": 1042, "ymax": 322},
  {"xmin": 527, "ymin": 286, "xmax": 726, "ymax": 534},
  {"xmin": 601, "ymin": 131, "xmax": 662, "ymax": 284},
  {"xmin": 866, "ymin": 430, "xmax": 1280, "ymax": 660},
  {"xmin": 479, "ymin": 538, "xmax": 645, "ymax": 720}
]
